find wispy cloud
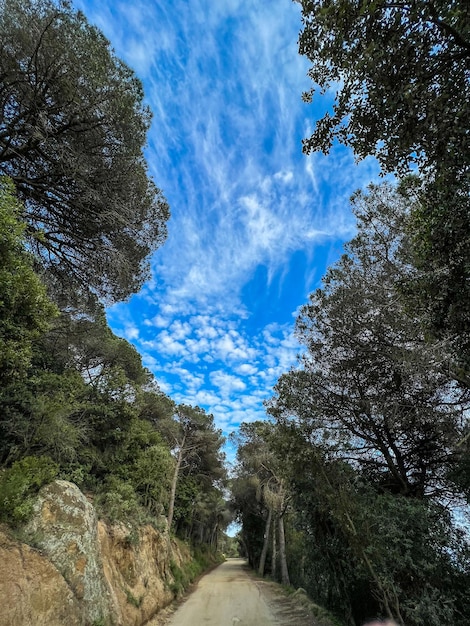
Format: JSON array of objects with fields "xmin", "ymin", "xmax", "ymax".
[{"xmin": 77, "ymin": 0, "xmax": 381, "ymax": 439}]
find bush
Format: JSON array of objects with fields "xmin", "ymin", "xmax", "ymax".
[
  {"xmin": 0, "ymin": 455, "xmax": 58, "ymax": 523},
  {"xmin": 94, "ymin": 477, "xmax": 142, "ymax": 524}
]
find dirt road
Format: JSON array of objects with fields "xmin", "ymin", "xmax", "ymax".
[{"xmin": 160, "ymin": 558, "xmax": 317, "ymax": 626}]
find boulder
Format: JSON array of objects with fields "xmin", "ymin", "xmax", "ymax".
[{"xmin": 25, "ymin": 480, "xmax": 114, "ymax": 625}]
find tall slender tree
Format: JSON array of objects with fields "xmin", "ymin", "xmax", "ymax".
[{"xmin": 166, "ymin": 405, "xmax": 225, "ymax": 533}]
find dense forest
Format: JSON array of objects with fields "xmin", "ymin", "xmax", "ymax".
[
  {"xmin": 232, "ymin": 1, "xmax": 470, "ymax": 625},
  {"xmin": 1, "ymin": 0, "xmax": 469, "ymax": 625},
  {"xmin": 0, "ymin": 0, "xmax": 229, "ymax": 551}
]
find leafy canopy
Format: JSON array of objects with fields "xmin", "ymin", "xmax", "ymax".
[
  {"xmin": 0, "ymin": 177, "xmax": 57, "ymax": 382},
  {"xmin": 298, "ymin": 0, "xmax": 470, "ymax": 380},
  {"xmin": 269, "ymin": 181, "xmax": 467, "ymax": 499},
  {"xmin": 0, "ymin": 0, "xmax": 169, "ymax": 302},
  {"xmin": 299, "ymin": 0, "xmax": 470, "ymax": 177}
]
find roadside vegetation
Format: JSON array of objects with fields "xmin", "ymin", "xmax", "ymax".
[
  {"xmin": 0, "ymin": 0, "xmax": 229, "ymax": 555},
  {"xmin": 231, "ymin": 2, "xmax": 470, "ymax": 625},
  {"xmin": 1, "ymin": 1, "xmax": 469, "ymax": 625}
]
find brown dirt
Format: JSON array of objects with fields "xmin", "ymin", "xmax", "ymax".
[{"xmin": 148, "ymin": 558, "xmax": 327, "ymax": 626}]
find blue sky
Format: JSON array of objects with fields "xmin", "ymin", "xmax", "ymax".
[{"xmin": 76, "ymin": 0, "xmax": 381, "ymax": 460}]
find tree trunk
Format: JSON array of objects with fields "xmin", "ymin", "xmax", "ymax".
[
  {"xmin": 167, "ymin": 435, "xmax": 185, "ymax": 530},
  {"xmin": 211, "ymin": 522, "xmax": 218, "ymax": 549},
  {"xmin": 278, "ymin": 512, "xmax": 290, "ymax": 586},
  {"xmin": 258, "ymin": 506, "xmax": 272, "ymax": 576},
  {"xmin": 271, "ymin": 514, "xmax": 277, "ymax": 579}
]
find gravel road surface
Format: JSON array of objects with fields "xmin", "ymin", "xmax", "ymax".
[{"xmin": 159, "ymin": 558, "xmax": 317, "ymax": 626}]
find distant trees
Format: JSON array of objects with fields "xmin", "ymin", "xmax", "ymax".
[
  {"xmin": 0, "ymin": 0, "xmax": 169, "ymax": 302},
  {"xmin": 165, "ymin": 405, "xmax": 227, "ymax": 544},
  {"xmin": 231, "ymin": 421, "xmax": 291, "ymax": 584}
]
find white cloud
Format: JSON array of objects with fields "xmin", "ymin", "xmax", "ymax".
[
  {"xmin": 158, "ymin": 332, "xmax": 186, "ymax": 356},
  {"xmin": 210, "ymin": 371, "xmax": 247, "ymax": 396},
  {"xmin": 236, "ymin": 363, "xmax": 258, "ymax": 376},
  {"xmin": 124, "ymin": 325, "xmax": 139, "ymax": 340},
  {"xmin": 144, "ymin": 314, "xmax": 169, "ymax": 328},
  {"xmin": 79, "ymin": 0, "xmax": 383, "ymax": 440},
  {"xmin": 170, "ymin": 320, "xmax": 192, "ymax": 340},
  {"xmin": 273, "ymin": 170, "xmax": 294, "ymax": 184}
]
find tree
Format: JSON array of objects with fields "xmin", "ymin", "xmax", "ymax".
[
  {"xmin": 117, "ymin": 419, "xmax": 174, "ymax": 516},
  {"xmin": 299, "ymin": 0, "xmax": 469, "ymax": 177},
  {"xmin": 0, "ymin": 0, "xmax": 169, "ymax": 302},
  {"xmin": 270, "ymin": 425, "xmax": 470, "ymax": 626},
  {"xmin": 297, "ymin": 0, "xmax": 470, "ymax": 377},
  {"xmin": 0, "ymin": 177, "xmax": 56, "ymax": 383},
  {"xmin": 230, "ymin": 473, "xmax": 265, "ymax": 568},
  {"xmin": 265, "ymin": 182, "xmax": 470, "ymax": 624},
  {"xmin": 406, "ymin": 178, "xmax": 470, "ymax": 384},
  {"xmin": 231, "ymin": 421, "xmax": 291, "ymax": 584},
  {"xmin": 0, "ymin": 367, "xmax": 87, "ymax": 468},
  {"xmin": 37, "ymin": 302, "xmax": 149, "ymax": 387},
  {"xmin": 166, "ymin": 404, "xmax": 226, "ymax": 533},
  {"xmin": 269, "ymin": 182, "xmax": 467, "ymax": 499}
]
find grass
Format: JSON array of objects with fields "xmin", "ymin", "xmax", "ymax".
[
  {"xmin": 168, "ymin": 546, "xmax": 224, "ymax": 597},
  {"xmin": 125, "ymin": 588, "xmax": 143, "ymax": 608}
]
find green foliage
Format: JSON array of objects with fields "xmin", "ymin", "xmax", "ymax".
[
  {"xmin": 291, "ymin": 458, "xmax": 470, "ymax": 625},
  {"xmin": 253, "ymin": 183, "xmax": 470, "ymax": 624},
  {"xmin": 94, "ymin": 477, "xmax": 143, "ymax": 525},
  {"xmin": 218, "ymin": 533, "xmax": 239, "ymax": 558},
  {"xmin": 230, "ymin": 474, "xmax": 265, "ymax": 568},
  {"xmin": 270, "ymin": 182, "xmax": 464, "ymax": 499},
  {"xmin": 168, "ymin": 560, "xmax": 187, "ymax": 596},
  {"xmin": 123, "ymin": 528, "xmax": 140, "ymax": 548},
  {"xmin": 168, "ymin": 404, "xmax": 228, "ymax": 543},
  {"xmin": 308, "ymin": 602, "xmax": 343, "ymax": 626},
  {"xmin": 126, "ymin": 437, "xmax": 174, "ymax": 513},
  {"xmin": 299, "ymin": 0, "xmax": 469, "ymax": 178},
  {"xmin": 407, "ymin": 179, "xmax": 470, "ymax": 383},
  {"xmin": 298, "ymin": 1, "xmax": 470, "ymax": 385},
  {"xmin": 231, "ymin": 421, "xmax": 290, "ymax": 581},
  {"xmin": 0, "ymin": 367, "xmax": 86, "ymax": 467},
  {"xmin": 0, "ymin": 267, "xmax": 228, "ymax": 541},
  {"xmin": 0, "ymin": 455, "xmax": 58, "ymax": 523},
  {"xmin": 0, "ymin": 0, "xmax": 169, "ymax": 302},
  {"xmin": 124, "ymin": 588, "xmax": 142, "ymax": 608},
  {"xmin": 0, "ymin": 178, "xmax": 57, "ymax": 383},
  {"xmin": 168, "ymin": 546, "xmax": 223, "ymax": 597}
]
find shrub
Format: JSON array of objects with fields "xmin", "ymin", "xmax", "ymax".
[
  {"xmin": 0, "ymin": 455, "xmax": 58, "ymax": 523},
  {"xmin": 94, "ymin": 477, "xmax": 141, "ymax": 524}
]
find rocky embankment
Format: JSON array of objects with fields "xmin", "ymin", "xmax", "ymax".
[{"xmin": 0, "ymin": 480, "xmax": 190, "ymax": 626}]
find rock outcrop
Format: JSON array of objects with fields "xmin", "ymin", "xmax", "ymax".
[
  {"xmin": 24, "ymin": 480, "xmax": 113, "ymax": 624},
  {"xmin": 0, "ymin": 480, "xmax": 190, "ymax": 626},
  {"xmin": 0, "ymin": 528, "xmax": 81, "ymax": 626}
]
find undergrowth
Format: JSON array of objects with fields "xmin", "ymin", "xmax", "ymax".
[{"xmin": 168, "ymin": 545, "xmax": 224, "ymax": 597}]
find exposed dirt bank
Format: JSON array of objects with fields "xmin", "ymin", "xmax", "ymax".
[{"xmin": 0, "ymin": 480, "xmax": 190, "ymax": 626}]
